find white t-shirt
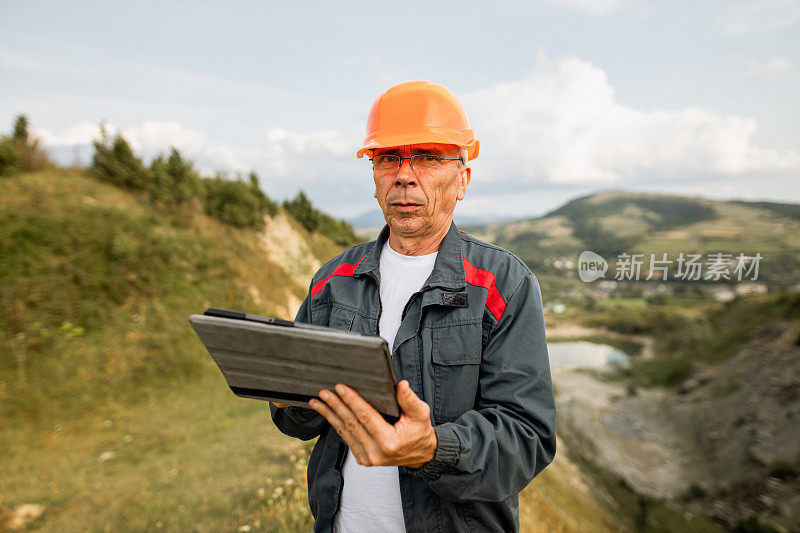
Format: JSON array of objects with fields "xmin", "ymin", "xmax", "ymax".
[{"xmin": 333, "ymin": 241, "xmax": 438, "ymax": 533}]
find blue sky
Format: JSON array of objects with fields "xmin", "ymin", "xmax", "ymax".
[{"xmin": 2, "ymin": 0, "xmax": 798, "ymax": 223}]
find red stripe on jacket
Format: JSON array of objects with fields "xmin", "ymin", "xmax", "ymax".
[
  {"xmin": 310, "ymin": 256, "xmax": 366, "ymax": 299},
  {"xmin": 462, "ymin": 256, "xmax": 507, "ymax": 321}
]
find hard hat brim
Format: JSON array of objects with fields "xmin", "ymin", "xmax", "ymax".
[{"xmin": 356, "ymin": 134, "xmax": 479, "ymax": 161}]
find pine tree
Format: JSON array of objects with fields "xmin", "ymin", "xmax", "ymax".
[
  {"xmin": 165, "ymin": 149, "xmax": 200, "ymax": 204},
  {"xmin": 283, "ymin": 191, "xmax": 320, "ymax": 232},
  {"xmin": 10, "ymin": 114, "xmax": 50, "ymax": 172},
  {"xmin": 12, "ymin": 115, "xmax": 29, "ymax": 143},
  {"xmin": 91, "ymin": 128, "xmax": 146, "ymax": 190}
]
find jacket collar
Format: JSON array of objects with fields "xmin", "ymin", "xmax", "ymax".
[{"xmin": 354, "ymin": 220, "xmax": 467, "ymax": 292}]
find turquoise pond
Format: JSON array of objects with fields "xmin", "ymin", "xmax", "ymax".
[{"xmin": 547, "ymin": 341, "xmax": 630, "ymax": 369}]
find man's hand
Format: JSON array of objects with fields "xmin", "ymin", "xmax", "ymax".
[{"xmin": 308, "ymin": 380, "xmax": 437, "ymax": 469}]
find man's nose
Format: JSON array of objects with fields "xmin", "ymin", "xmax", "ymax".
[{"xmin": 395, "ymin": 158, "xmax": 417, "ymax": 187}]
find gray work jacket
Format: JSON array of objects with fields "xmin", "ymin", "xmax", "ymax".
[{"xmin": 269, "ymin": 221, "xmax": 556, "ymax": 532}]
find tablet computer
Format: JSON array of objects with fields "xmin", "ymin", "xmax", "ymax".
[{"xmin": 189, "ymin": 308, "xmax": 400, "ymax": 422}]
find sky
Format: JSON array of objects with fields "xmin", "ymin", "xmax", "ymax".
[{"xmin": 2, "ymin": 0, "xmax": 799, "ymax": 224}]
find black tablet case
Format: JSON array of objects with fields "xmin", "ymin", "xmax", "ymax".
[{"xmin": 188, "ymin": 308, "xmax": 400, "ymax": 420}]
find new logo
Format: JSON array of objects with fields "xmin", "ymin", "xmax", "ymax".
[{"xmin": 578, "ymin": 251, "xmax": 608, "ymax": 282}]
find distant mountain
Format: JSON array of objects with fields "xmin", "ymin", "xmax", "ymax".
[{"xmin": 465, "ymin": 190, "xmax": 800, "ymax": 289}]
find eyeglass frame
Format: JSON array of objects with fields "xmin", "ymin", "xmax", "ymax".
[{"xmin": 368, "ymin": 152, "xmax": 465, "ymax": 173}]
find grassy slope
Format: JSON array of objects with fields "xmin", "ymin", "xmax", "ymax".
[
  {"xmin": 625, "ymin": 293, "xmax": 800, "ymax": 388},
  {"xmin": 0, "ymin": 169, "xmax": 323, "ymax": 530},
  {"xmin": 1, "ymin": 169, "xmax": 620, "ymax": 531},
  {"xmin": 0, "ymin": 169, "xmax": 310, "ymax": 424}
]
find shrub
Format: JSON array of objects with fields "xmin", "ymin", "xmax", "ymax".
[
  {"xmin": 317, "ymin": 212, "xmax": 359, "ymax": 246},
  {"xmin": 91, "ymin": 127, "xmax": 148, "ymax": 189},
  {"xmin": 147, "ymin": 149, "xmax": 201, "ymax": 205},
  {"xmin": 86, "ymin": 131, "xmax": 346, "ymax": 238},
  {"xmin": 163, "ymin": 149, "xmax": 200, "ymax": 204},
  {"xmin": 248, "ymin": 171, "xmax": 279, "ymax": 217},
  {"xmin": 201, "ymin": 176, "xmax": 267, "ymax": 230},
  {"xmin": 284, "ymin": 190, "xmax": 359, "ymax": 246},
  {"xmin": 0, "ymin": 136, "xmax": 19, "ymax": 176},
  {"xmin": 147, "ymin": 155, "xmax": 175, "ymax": 203},
  {"xmin": 767, "ymin": 460, "xmax": 798, "ymax": 481},
  {"xmin": 680, "ymin": 482, "xmax": 707, "ymax": 501},
  {"xmin": 4, "ymin": 114, "xmax": 51, "ymax": 173},
  {"xmin": 283, "ymin": 191, "xmax": 320, "ymax": 232},
  {"xmin": 645, "ymin": 293, "xmax": 668, "ymax": 305}
]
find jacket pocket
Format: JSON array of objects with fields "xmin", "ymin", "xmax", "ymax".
[
  {"xmin": 311, "ymin": 304, "xmax": 356, "ymax": 331},
  {"xmin": 328, "ymin": 307, "xmax": 355, "ymax": 331},
  {"xmin": 431, "ymin": 322, "xmax": 482, "ymax": 421}
]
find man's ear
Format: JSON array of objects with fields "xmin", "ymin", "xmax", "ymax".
[{"xmin": 456, "ymin": 165, "xmax": 471, "ymax": 201}]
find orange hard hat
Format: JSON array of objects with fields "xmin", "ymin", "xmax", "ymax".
[{"xmin": 356, "ymin": 80, "xmax": 479, "ymax": 161}]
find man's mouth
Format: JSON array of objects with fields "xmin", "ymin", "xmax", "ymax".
[{"xmin": 390, "ymin": 202, "xmax": 422, "ymax": 213}]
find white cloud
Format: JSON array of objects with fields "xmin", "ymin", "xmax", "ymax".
[
  {"xmin": 33, "ymin": 121, "xmax": 109, "ymax": 146},
  {"xmin": 122, "ymin": 121, "xmax": 207, "ymax": 155},
  {"xmin": 744, "ymin": 57, "xmax": 797, "ymax": 82},
  {"xmin": 723, "ymin": 0, "xmax": 800, "ymax": 33},
  {"xmin": 463, "ymin": 52, "xmax": 800, "ymax": 186}
]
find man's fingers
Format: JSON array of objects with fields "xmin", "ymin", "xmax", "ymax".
[
  {"xmin": 319, "ymin": 388, "xmax": 393, "ymax": 464},
  {"xmin": 318, "ymin": 389, "xmax": 377, "ymax": 448},
  {"xmin": 396, "ymin": 380, "xmax": 431, "ymax": 420},
  {"xmin": 334, "ymin": 384, "xmax": 390, "ymax": 438},
  {"xmin": 308, "ymin": 397, "xmax": 344, "ymax": 432},
  {"xmin": 309, "ymin": 398, "xmax": 370, "ymax": 464}
]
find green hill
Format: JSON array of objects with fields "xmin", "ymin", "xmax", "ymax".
[{"xmin": 469, "ymin": 190, "xmax": 800, "ymax": 291}]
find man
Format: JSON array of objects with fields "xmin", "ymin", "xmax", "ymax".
[{"xmin": 270, "ymin": 80, "xmax": 556, "ymax": 532}]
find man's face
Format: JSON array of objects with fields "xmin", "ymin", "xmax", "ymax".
[{"xmin": 372, "ymin": 143, "xmax": 471, "ymax": 240}]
